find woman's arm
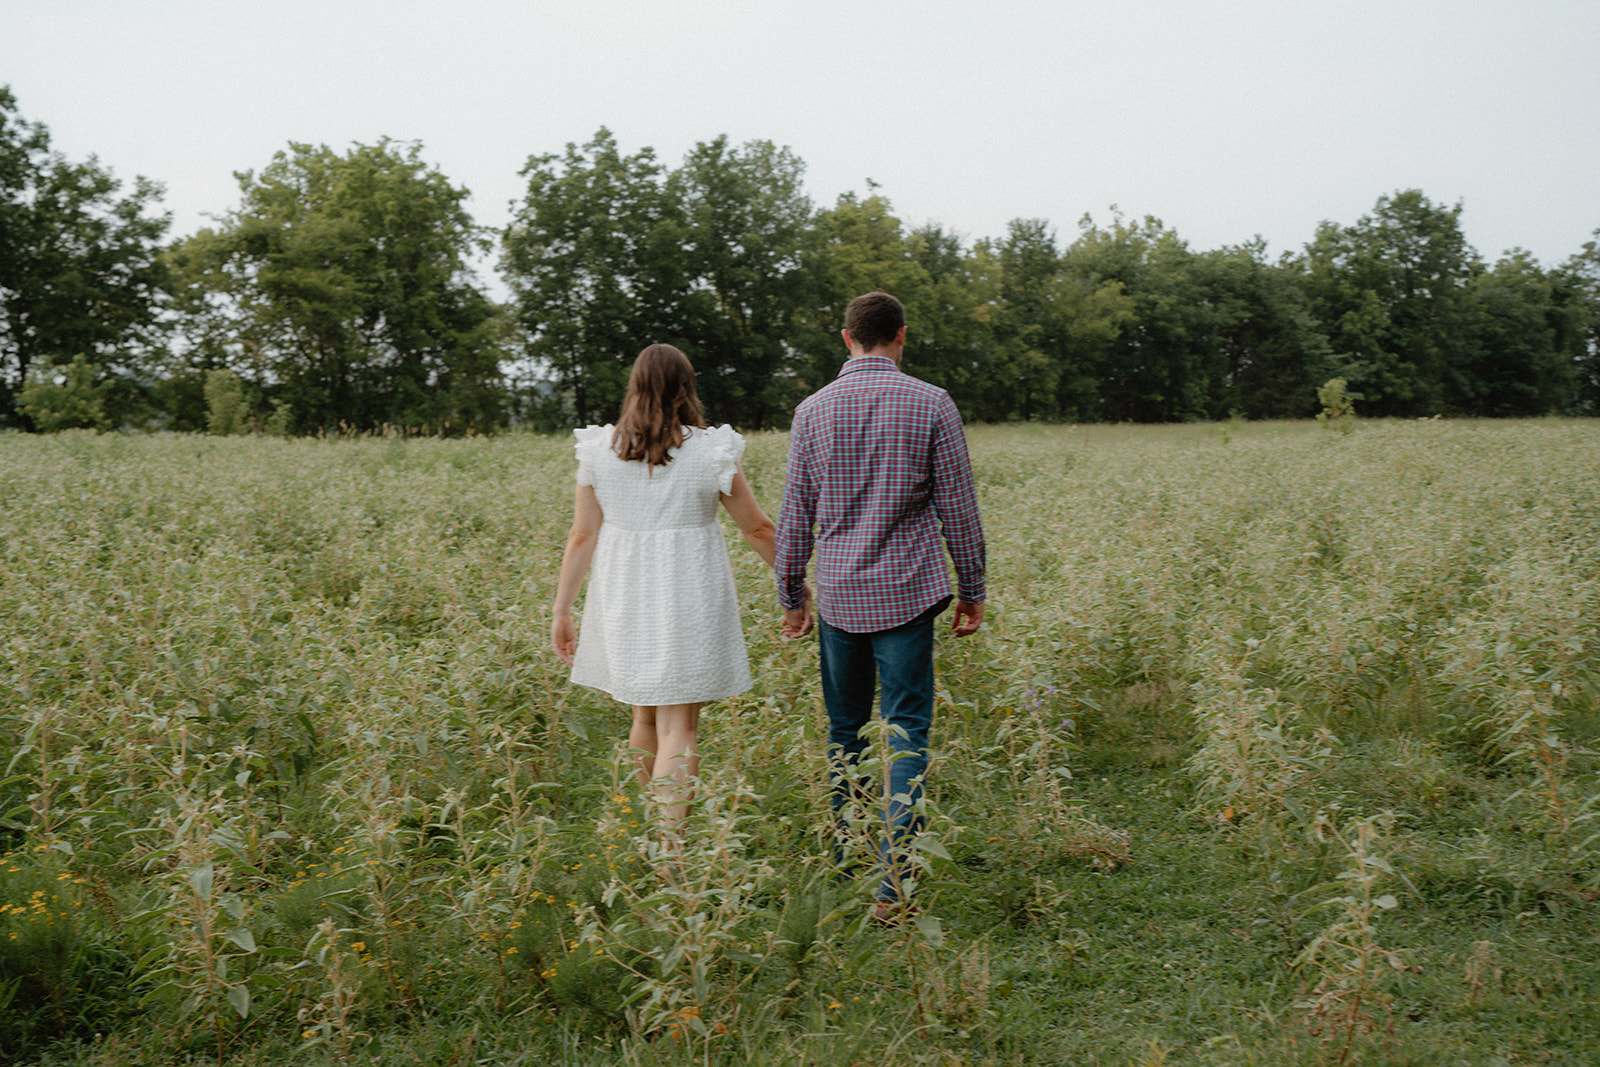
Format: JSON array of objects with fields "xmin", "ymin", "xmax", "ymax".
[
  {"xmin": 720, "ymin": 468, "xmax": 777, "ymax": 568},
  {"xmin": 551, "ymin": 485, "xmax": 603, "ymax": 665}
]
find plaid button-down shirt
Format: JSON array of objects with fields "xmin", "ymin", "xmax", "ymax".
[{"xmin": 775, "ymin": 355, "xmax": 986, "ymax": 633}]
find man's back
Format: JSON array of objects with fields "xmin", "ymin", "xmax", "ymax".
[{"xmin": 776, "ymin": 354, "xmax": 984, "ymax": 633}]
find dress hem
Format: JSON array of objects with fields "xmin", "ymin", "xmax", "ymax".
[{"xmin": 569, "ymin": 679, "xmax": 753, "ymax": 707}]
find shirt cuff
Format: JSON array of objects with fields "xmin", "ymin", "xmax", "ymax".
[{"xmin": 777, "ymin": 575, "xmax": 807, "ymax": 610}]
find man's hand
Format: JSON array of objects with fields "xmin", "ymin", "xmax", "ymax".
[
  {"xmin": 552, "ymin": 613, "xmax": 577, "ymax": 665},
  {"xmin": 781, "ymin": 585, "xmax": 815, "ymax": 639},
  {"xmin": 951, "ymin": 600, "xmax": 984, "ymax": 637}
]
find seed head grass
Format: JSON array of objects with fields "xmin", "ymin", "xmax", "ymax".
[{"xmin": 2, "ymin": 418, "xmax": 1598, "ymax": 1064}]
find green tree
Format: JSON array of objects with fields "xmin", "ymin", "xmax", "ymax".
[
  {"xmin": 1296, "ymin": 190, "xmax": 1479, "ymax": 417},
  {"xmin": 1564, "ymin": 230, "xmax": 1600, "ymax": 415},
  {"xmin": 203, "ymin": 368, "xmax": 247, "ymax": 435},
  {"xmin": 1315, "ymin": 376, "xmax": 1359, "ymax": 433},
  {"xmin": 672, "ymin": 136, "xmax": 813, "ymax": 427},
  {"xmin": 988, "ymin": 219, "xmax": 1064, "ymax": 420},
  {"xmin": 15, "ymin": 354, "xmax": 110, "ymax": 431},
  {"xmin": 501, "ymin": 129, "xmax": 687, "ymax": 428},
  {"xmin": 902, "ymin": 223, "xmax": 998, "ymax": 410},
  {"xmin": 1194, "ymin": 240, "xmax": 1334, "ymax": 420},
  {"xmin": 1457, "ymin": 251, "xmax": 1582, "ymax": 416},
  {"xmin": 0, "ymin": 87, "xmax": 170, "ymax": 428},
  {"xmin": 170, "ymin": 139, "xmax": 503, "ymax": 433},
  {"xmin": 797, "ymin": 189, "xmax": 933, "ymax": 395},
  {"xmin": 1064, "ymin": 213, "xmax": 1212, "ymax": 422}
]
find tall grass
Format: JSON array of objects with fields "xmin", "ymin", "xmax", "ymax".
[{"xmin": 2, "ymin": 418, "xmax": 1598, "ymax": 1064}]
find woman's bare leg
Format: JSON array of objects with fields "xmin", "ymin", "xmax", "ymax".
[
  {"xmin": 651, "ymin": 703, "xmax": 702, "ymax": 833},
  {"xmin": 629, "ymin": 705, "xmax": 658, "ymax": 791}
]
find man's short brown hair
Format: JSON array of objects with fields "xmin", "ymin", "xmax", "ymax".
[{"xmin": 844, "ymin": 291, "xmax": 905, "ymax": 352}]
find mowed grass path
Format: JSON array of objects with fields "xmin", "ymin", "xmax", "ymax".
[{"xmin": 2, "ymin": 418, "xmax": 1598, "ymax": 1065}]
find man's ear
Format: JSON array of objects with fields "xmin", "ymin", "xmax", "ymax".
[{"xmin": 841, "ymin": 328, "xmax": 855, "ymax": 353}]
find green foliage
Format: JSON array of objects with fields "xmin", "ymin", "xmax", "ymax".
[
  {"xmin": 203, "ymin": 368, "xmax": 247, "ymax": 436},
  {"xmin": 503, "ymin": 130, "xmax": 814, "ymax": 430},
  {"xmin": 2, "ymin": 417, "xmax": 1600, "ymax": 1065},
  {"xmin": 1460, "ymin": 250, "xmax": 1583, "ymax": 416},
  {"xmin": 0, "ymin": 87, "xmax": 171, "ymax": 430},
  {"xmin": 7, "ymin": 91, "xmax": 1600, "ymax": 431},
  {"xmin": 1184, "ymin": 648, "xmax": 1334, "ymax": 826},
  {"xmin": 797, "ymin": 189, "xmax": 932, "ymax": 392},
  {"xmin": 1064, "ymin": 212, "xmax": 1212, "ymax": 422},
  {"xmin": 168, "ymin": 139, "xmax": 504, "ymax": 435},
  {"xmin": 0, "ymin": 854, "xmax": 136, "ymax": 1052},
  {"xmin": 16, "ymin": 355, "xmax": 111, "ymax": 431},
  {"xmin": 502, "ymin": 129, "xmax": 680, "ymax": 429},
  {"xmin": 1297, "ymin": 189, "xmax": 1510, "ymax": 419},
  {"xmin": 1199, "ymin": 239, "xmax": 1336, "ymax": 420},
  {"xmin": 576, "ymin": 763, "xmax": 781, "ymax": 1048},
  {"xmin": 1562, "ymin": 228, "xmax": 1600, "ymax": 416},
  {"xmin": 1316, "ymin": 377, "xmax": 1359, "ymax": 433},
  {"xmin": 673, "ymin": 136, "xmax": 814, "ymax": 428},
  {"xmin": 263, "ymin": 398, "xmax": 293, "ymax": 437},
  {"xmin": 1294, "ymin": 813, "xmax": 1409, "ymax": 1063}
]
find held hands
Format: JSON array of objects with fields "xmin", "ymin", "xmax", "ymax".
[
  {"xmin": 951, "ymin": 599, "xmax": 984, "ymax": 637},
  {"xmin": 551, "ymin": 612, "xmax": 577, "ymax": 666},
  {"xmin": 780, "ymin": 585, "xmax": 815, "ymax": 640}
]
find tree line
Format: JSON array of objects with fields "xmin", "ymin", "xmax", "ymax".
[{"xmin": 4, "ymin": 87, "xmax": 1598, "ymax": 435}]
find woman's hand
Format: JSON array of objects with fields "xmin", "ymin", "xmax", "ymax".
[
  {"xmin": 552, "ymin": 613, "xmax": 577, "ymax": 665},
  {"xmin": 781, "ymin": 584, "xmax": 815, "ymax": 639}
]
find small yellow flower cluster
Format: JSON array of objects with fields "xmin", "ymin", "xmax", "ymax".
[
  {"xmin": 0, "ymin": 887, "xmax": 73, "ymax": 929},
  {"xmin": 288, "ymin": 860, "xmax": 343, "ymax": 891}
]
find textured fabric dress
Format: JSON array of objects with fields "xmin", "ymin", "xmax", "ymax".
[{"xmin": 568, "ymin": 424, "xmax": 754, "ymax": 706}]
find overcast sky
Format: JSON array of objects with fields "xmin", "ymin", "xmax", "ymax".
[{"xmin": 4, "ymin": 0, "xmax": 1597, "ymax": 278}]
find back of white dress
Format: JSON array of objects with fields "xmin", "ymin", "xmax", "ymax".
[{"xmin": 567, "ymin": 425, "xmax": 753, "ymax": 706}]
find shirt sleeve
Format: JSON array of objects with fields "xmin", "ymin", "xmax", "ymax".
[
  {"xmin": 929, "ymin": 398, "xmax": 986, "ymax": 604},
  {"xmin": 773, "ymin": 410, "xmax": 816, "ymax": 611}
]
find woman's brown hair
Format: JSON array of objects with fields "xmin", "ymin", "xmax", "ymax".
[{"xmin": 612, "ymin": 344, "xmax": 706, "ymax": 469}]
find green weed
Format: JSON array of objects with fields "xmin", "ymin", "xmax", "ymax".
[{"xmin": 1, "ymin": 420, "xmax": 1598, "ymax": 1064}]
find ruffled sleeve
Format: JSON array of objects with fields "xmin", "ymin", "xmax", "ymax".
[
  {"xmin": 572, "ymin": 425, "xmax": 611, "ymax": 486},
  {"xmin": 705, "ymin": 424, "xmax": 746, "ymax": 496}
]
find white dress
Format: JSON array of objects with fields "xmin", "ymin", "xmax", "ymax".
[{"xmin": 568, "ymin": 424, "xmax": 754, "ymax": 706}]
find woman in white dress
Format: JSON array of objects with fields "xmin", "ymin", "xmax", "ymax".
[{"xmin": 551, "ymin": 344, "xmax": 792, "ymax": 835}]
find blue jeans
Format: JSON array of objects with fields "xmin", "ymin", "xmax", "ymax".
[{"xmin": 819, "ymin": 598, "xmax": 947, "ymax": 903}]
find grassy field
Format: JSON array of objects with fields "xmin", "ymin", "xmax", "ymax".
[{"xmin": 2, "ymin": 418, "xmax": 1599, "ymax": 1066}]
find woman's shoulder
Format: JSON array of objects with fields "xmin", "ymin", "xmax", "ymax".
[
  {"xmin": 572, "ymin": 425, "xmax": 616, "ymax": 486},
  {"xmin": 694, "ymin": 424, "xmax": 745, "ymax": 493},
  {"xmin": 573, "ymin": 424, "xmax": 616, "ymax": 460},
  {"xmin": 696, "ymin": 423, "xmax": 745, "ymax": 450}
]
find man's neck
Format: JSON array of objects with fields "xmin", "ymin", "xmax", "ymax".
[
  {"xmin": 843, "ymin": 324, "xmax": 906, "ymax": 365},
  {"xmin": 848, "ymin": 345, "xmax": 902, "ymax": 365}
]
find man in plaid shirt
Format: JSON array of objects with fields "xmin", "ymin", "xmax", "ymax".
[{"xmin": 776, "ymin": 290, "xmax": 986, "ymax": 915}]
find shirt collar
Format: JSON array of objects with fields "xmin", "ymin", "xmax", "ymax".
[{"xmin": 837, "ymin": 354, "xmax": 900, "ymax": 378}]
